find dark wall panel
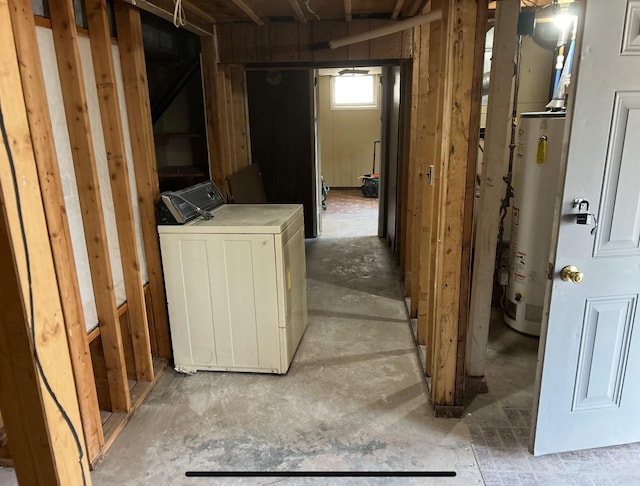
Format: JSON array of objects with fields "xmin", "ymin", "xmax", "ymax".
[{"xmin": 246, "ymin": 69, "xmax": 317, "ymax": 238}]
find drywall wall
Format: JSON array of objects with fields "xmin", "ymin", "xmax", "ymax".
[
  {"xmin": 37, "ymin": 27, "xmax": 147, "ymax": 331},
  {"xmin": 317, "ymin": 75, "xmax": 381, "ymax": 188}
]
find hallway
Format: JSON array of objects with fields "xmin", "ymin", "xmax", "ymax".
[{"xmin": 82, "ymin": 191, "xmax": 481, "ymax": 484}]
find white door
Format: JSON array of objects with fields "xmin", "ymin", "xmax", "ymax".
[{"xmin": 532, "ymin": 0, "xmax": 640, "ymax": 455}]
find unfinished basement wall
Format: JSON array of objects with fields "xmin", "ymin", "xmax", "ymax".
[
  {"xmin": 317, "ymin": 75, "xmax": 381, "ymax": 188},
  {"xmin": 37, "ymin": 26, "xmax": 148, "ymax": 331}
]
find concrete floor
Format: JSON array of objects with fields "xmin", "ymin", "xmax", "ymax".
[{"xmin": 2, "ymin": 189, "xmax": 638, "ymax": 484}]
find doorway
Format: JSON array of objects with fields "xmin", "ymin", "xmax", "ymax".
[{"xmin": 316, "ymin": 66, "xmax": 382, "ymax": 239}]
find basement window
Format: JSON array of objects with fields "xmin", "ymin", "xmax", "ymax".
[{"xmin": 331, "ymin": 75, "xmax": 379, "ymax": 110}]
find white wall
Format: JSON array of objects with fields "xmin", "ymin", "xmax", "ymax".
[
  {"xmin": 37, "ymin": 27, "xmax": 147, "ymax": 331},
  {"xmin": 317, "ymin": 75, "xmax": 381, "ymax": 188}
]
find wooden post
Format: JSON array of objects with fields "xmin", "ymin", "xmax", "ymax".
[
  {"xmin": 201, "ymin": 34, "xmax": 225, "ymax": 192},
  {"xmin": 49, "ymin": 0, "xmax": 131, "ymax": 412},
  {"xmin": 402, "ymin": 26, "xmax": 421, "ymax": 297},
  {"xmin": 0, "ymin": 0, "xmax": 90, "ymax": 480},
  {"xmin": 411, "ymin": 23, "xmax": 431, "ymax": 340},
  {"xmin": 114, "ymin": 0, "xmax": 172, "ymax": 360},
  {"xmin": 7, "ymin": 0, "xmax": 104, "ymax": 461},
  {"xmin": 86, "ymin": 0, "xmax": 154, "ymax": 382},
  {"xmin": 456, "ymin": 0, "xmax": 488, "ymax": 404},
  {"xmin": 416, "ymin": 7, "xmax": 442, "ymax": 355},
  {"xmin": 431, "ymin": 0, "xmax": 479, "ymax": 411},
  {"xmin": 466, "ymin": 0, "xmax": 519, "ymax": 377}
]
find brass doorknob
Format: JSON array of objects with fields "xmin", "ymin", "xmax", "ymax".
[{"xmin": 561, "ymin": 265, "xmax": 584, "ymax": 283}]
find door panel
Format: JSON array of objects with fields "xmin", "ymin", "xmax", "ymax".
[
  {"xmin": 246, "ymin": 69, "xmax": 317, "ymax": 238},
  {"xmin": 533, "ymin": 0, "xmax": 640, "ymax": 455}
]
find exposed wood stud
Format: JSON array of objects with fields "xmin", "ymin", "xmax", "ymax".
[
  {"xmin": 48, "ymin": 0, "xmax": 131, "ymax": 412},
  {"xmin": 86, "ymin": 0, "xmax": 154, "ymax": 383},
  {"xmin": 392, "ymin": 0, "xmax": 406, "ymax": 20},
  {"xmin": 457, "ymin": 0, "xmax": 488, "ymax": 405},
  {"xmin": 402, "ymin": 25, "xmax": 421, "ymax": 296},
  {"xmin": 0, "ymin": 1, "xmax": 90, "ymax": 480},
  {"xmin": 287, "ymin": 0, "xmax": 307, "ymax": 23},
  {"xmin": 466, "ymin": 0, "xmax": 519, "ymax": 378},
  {"xmin": 7, "ymin": 0, "xmax": 104, "ymax": 461},
  {"xmin": 431, "ymin": 0, "xmax": 479, "ymax": 407},
  {"xmin": 231, "ymin": 0, "xmax": 264, "ymax": 25},
  {"xmin": 410, "ymin": 22, "xmax": 430, "ymax": 323},
  {"xmin": 114, "ymin": 0, "xmax": 173, "ymax": 359},
  {"xmin": 344, "ymin": 0, "xmax": 352, "ymax": 22}
]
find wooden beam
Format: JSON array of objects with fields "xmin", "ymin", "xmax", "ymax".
[
  {"xmin": 7, "ymin": 0, "xmax": 104, "ymax": 462},
  {"xmin": 402, "ymin": 25, "xmax": 421, "ymax": 297},
  {"xmin": 410, "ymin": 23, "xmax": 430, "ymax": 324},
  {"xmin": 392, "ymin": 0, "xmax": 406, "ymax": 20},
  {"xmin": 114, "ymin": 0, "xmax": 172, "ymax": 360},
  {"xmin": 121, "ymin": 0, "xmax": 213, "ymax": 36},
  {"xmin": 409, "ymin": 0, "xmax": 425, "ymax": 16},
  {"xmin": 416, "ymin": 12, "xmax": 441, "ymax": 350},
  {"xmin": 231, "ymin": 0, "xmax": 264, "ymax": 26},
  {"xmin": 183, "ymin": 0, "xmax": 216, "ymax": 23},
  {"xmin": 86, "ymin": 0, "xmax": 154, "ymax": 383},
  {"xmin": 0, "ymin": 0, "xmax": 90, "ymax": 480},
  {"xmin": 344, "ymin": 0, "xmax": 352, "ymax": 22},
  {"xmin": 466, "ymin": 0, "xmax": 519, "ymax": 378},
  {"xmin": 456, "ymin": 0, "xmax": 487, "ymax": 405},
  {"xmin": 201, "ymin": 34, "xmax": 225, "ymax": 192},
  {"xmin": 431, "ymin": 0, "xmax": 479, "ymax": 407},
  {"xmin": 287, "ymin": 0, "xmax": 307, "ymax": 23},
  {"xmin": 48, "ymin": 0, "xmax": 131, "ymax": 412}
]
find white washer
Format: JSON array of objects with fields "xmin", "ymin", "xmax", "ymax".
[{"xmin": 158, "ymin": 201, "xmax": 307, "ymax": 374}]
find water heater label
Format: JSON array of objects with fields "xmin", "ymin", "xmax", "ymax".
[{"xmin": 514, "ymin": 251, "xmax": 527, "ymax": 282}]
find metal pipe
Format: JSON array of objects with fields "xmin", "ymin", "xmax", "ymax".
[{"xmin": 328, "ymin": 10, "xmax": 442, "ymax": 49}]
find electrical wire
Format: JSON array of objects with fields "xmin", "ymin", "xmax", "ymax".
[
  {"xmin": 173, "ymin": 0, "xmax": 186, "ymax": 27},
  {"xmin": 0, "ymin": 102, "xmax": 87, "ymax": 485}
]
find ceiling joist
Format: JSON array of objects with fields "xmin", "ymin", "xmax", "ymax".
[
  {"xmin": 344, "ymin": 0, "xmax": 352, "ymax": 22},
  {"xmin": 392, "ymin": 0, "xmax": 405, "ymax": 20},
  {"xmin": 183, "ymin": 0, "xmax": 216, "ymax": 24},
  {"xmin": 231, "ymin": 0, "xmax": 264, "ymax": 26},
  {"xmin": 287, "ymin": 0, "xmax": 307, "ymax": 23},
  {"xmin": 408, "ymin": 0, "xmax": 425, "ymax": 17}
]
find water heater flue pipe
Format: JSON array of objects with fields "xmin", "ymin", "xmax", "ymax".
[{"xmin": 328, "ymin": 10, "xmax": 443, "ymax": 49}]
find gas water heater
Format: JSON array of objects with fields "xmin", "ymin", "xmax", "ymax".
[{"xmin": 505, "ymin": 112, "xmax": 566, "ymax": 336}]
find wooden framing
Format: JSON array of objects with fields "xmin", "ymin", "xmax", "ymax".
[
  {"xmin": 409, "ymin": 22, "xmax": 431, "ymax": 324},
  {"xmin": 231, "ymin": 0, "xmax": 264, "ymax": 25},
  {"xmin": 457, "ymin": 0, "xmax": 488, "ymax": 403},
  {"xmin": 430, "ymin": 0, "xmax": 483, "ymax": 410},
  {"xmin": 86, "ymin": 0, "xmax": 154, "ymax": 383},
  {"xmin": 467, "ymin": 0, "xmax": 519, "ymax": 378},
  {"xmin": 216, "ymin": 20, "xmax": 411, "ymax": 64},
  {"xmin": 121, "ymin": 0, "xmax": 213, "ymax": 36},
  {"xmin": 48, "ymin": 0, "xmax": 131, "ymax": 413},
  {"xmin": 0, "ymin": 0, "xmax": 90, "ymax": 481},
  {"xmin": 201, "ymin": 33, "xmax": 251, "ymax": 197},
  {"xmin": 7, "ymin": 0, "xmax": 105, "ymax": 461},
  {"xmin": 114, "ymin": 0, "xmax": 173, "ymax": 360},
  {"xmin": 344, "ymin": 0, "xmax": 352, "ymax": 22},
  {"xmin": 416, "ymin": 7, "xmax": 442, "ymax": 350},
  {"xmin": 287, "ymin": 0, "xmax": 307, "ymax": 23},
  {"xmin": 401, "ymin": 26, "xmax": 422, "ymax": 298},
  {"xmin": 392, "ymin": 0, "xmax": 406, "ymax": 20}
]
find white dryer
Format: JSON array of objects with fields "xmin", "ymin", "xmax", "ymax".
[{"xmin": 157, "ymin": 182, "xmax": 307, "ymax": 374}]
